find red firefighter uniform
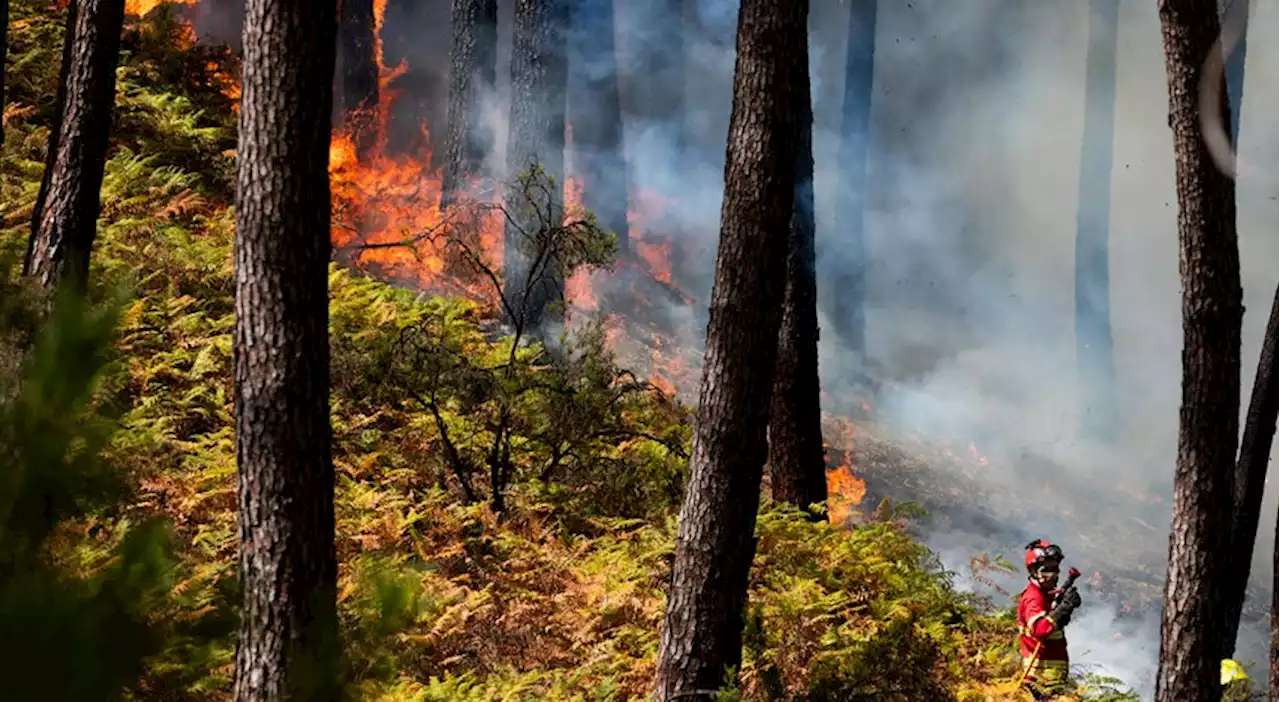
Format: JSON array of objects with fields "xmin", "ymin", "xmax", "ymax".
[{"xmin": 1017, "ymin": 573, "xmax": 1070, "ymax": 694}]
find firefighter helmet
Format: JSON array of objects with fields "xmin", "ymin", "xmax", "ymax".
[{"xmin": 1024, "ymin": 539, "xmax": 1064, "ymax": 573}]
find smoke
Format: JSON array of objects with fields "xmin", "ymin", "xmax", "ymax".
[
  {"xmin": 192, "ymin": 0, "xmax": 1279, "ymax": 693},
  {"xmin": 603, "ymin": 0, "xmax": 1279, "ymax": 694}
]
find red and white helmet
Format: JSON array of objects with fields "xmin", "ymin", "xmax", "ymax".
[{"xmin": 1024, "ymin": 539, "xmax": 1064, "ymax": 574}]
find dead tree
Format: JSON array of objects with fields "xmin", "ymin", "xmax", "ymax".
[
  {"xmin": 1154, "ymin": 1, "xmax": 1243, "ymax": 700},
  {"xmin": 1219, "ymin": 288, "xmax": 1278, "ymax": 659},
  {"xmin": 652, "ymin": 0, "xmax": 806, "ymax": 696},
  {"xmin": 25, "ymin": 0, "xmax": 125, "ymax": 293},
  {"xmin": 231, "ymin": 0, "xmax": 339, "ymax": 698},
  {"xmin": 440, "ymin": 0, "xmax": 497, "ymax": 208},
  {"xmin": 768, "ymin": 21, "xmax": 826, "ymax": 516}
]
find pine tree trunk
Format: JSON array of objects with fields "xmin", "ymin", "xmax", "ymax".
[
  {"xmin": 767, "ymin": 28, "xmax": 825, "ymax": 516},
  {"xmin": 1, "ymin": 0, "xmax": 8, "ymax": 148},
  {"xmin": 628, "ymin": 0, "xmax": 686, "ymax": 172},
  {"xmin": 1154, "ymin": 2, "xmax": 1243, "ymax": 700},
  {"xmin": 440, "ymin": 0, "xmax": 497, "ymax": 208},
  {"xmin": 825, "ymin": 0, "xmax": 876, "ymax": 359},
  {"xmin": 25, "ymin": 0, "xmax": 123, "ymax": 293},
  {"xmin": 567, "ymin": 0, "xmax": 628, "ymax": 254},
  {"xmin": 26, "ymin": 0, "xmax": 76, "ymax": 275},
  {"xmin": 1219, "ymin": 288, "xmax": 1278, "ymax": 658},
  {"xmin": 338, "ymin": 0, "xmax": 379, "ymax": 159},
  {"xmin": 502, "ymin": 0, "xmax": 570, "ymax": 331},
  {"xmin": 232, "ymin": 0, "xmax": 338, "ymax": 698},
  {"xmin": 1075, "ymin": 0, "xmax": 1119, "ymax": 442},
  {"xmin": 652, "ymin": 0, "xmax": 805, "ymax": 696}
]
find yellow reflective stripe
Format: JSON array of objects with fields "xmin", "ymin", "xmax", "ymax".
[
  {"xmin": 1024, "ymin": 658, "xmax": 1069, "ymax": 670},
  {"xmin": 1020, "ymin": 612, "xmax": 1056, "ymax": 637}
]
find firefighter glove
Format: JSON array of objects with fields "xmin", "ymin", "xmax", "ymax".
[{"xmin": 1049, "ymin": 587, "xmax": 1080, "ymax": 627}]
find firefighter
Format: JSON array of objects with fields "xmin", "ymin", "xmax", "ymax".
[{"xmin": 1016, "ymin": 539, "xmax": 1081, "ymax": 700}]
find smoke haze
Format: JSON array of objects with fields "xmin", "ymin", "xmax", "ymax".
[{"xmin": 191, "ymin": 0, "xmax": 1279, "ymax": 696}]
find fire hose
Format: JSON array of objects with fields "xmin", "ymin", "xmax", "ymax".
[{"xmin": 1016, "ymin": 566, "xmax": 1081, "ymax": 689}]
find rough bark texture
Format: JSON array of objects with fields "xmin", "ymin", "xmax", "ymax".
[
  {"xmin": 502, "ymin": 0, "xmax": 570, "ymax": 331},
  {"xmin": 25, "ymin": 0, "xmax": 124, "ymax": 293},
  {"xmin": 338, "ymin": 0, "xmax": 379, "ymax": 159},
  {"xmin": 440, "ymin": 0, "xmax": 497, "ymax": 208},
  {"xmin": 26, "ymin": 0, "xmax": 76, "ymax": 273},
  {"xmin": 1075, "ymin": 0, "xmax": 1119, "ymax": 442},
  {"xmin": 1154, "ymin": 2, "xmax": 1243, "ymax": 700},
  {"xmin": 826, "ymin": 0, "xmax": 876, "ymax": 359},
  {"xmin": 1220, "ymin": 288, "xmax": 1278, "ymax": 659},
  {"xmin": 232, "ymin": 0, "xmax": 338, "ymax": 699},
  {"xmin": 767, "ymin": 34, "xmax": 825, "ymax": 516},
  {"xmin": 1271, "ymin": 519, "xmax": 1278, "ymax": 702},
  {"xmin": 567, "ymin": 0, "xmax": 628, "ymax": 254},
  {"xmin": 652, "ymin": 0, "xmax": 805, "ymax": 697}
]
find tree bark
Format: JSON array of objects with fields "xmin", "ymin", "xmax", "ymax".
[
  {"xmin": 1220, "ymin": 288, "xmax": 1278, "ymax": 659},
  {"xmin": 767, "ymin": 29, "xmax": 825, "ymax": 516},
  {"xmin": 26, "ymin": 0, "xmax": 77, "ymax": 276},
  {"xmin": 1, "ymin": 0, "xmax": 8, "ymax": 148},
  {"xmin": 1270, "ymin": 518, "xmax": 1278, "ymax": 702},
  {"xmin": 652, "ymin": 0, "xmax": 805, "ymax": 696},
  {"xmin": 1075, "ymin": 0, "xmax": 1120, "ymax": 442},
  {"xmin": 502, "ymin": 0, "xmax": 570, "ymax": 331},
  {"xmin": 1154, "ymin": 2, "xmax": 1243, "ymax": 701},
  {"xmin": 440, "ymin": 0, "xmax": 497, "ymax": 209},
  {"xmin": 824, "ymin": 0, "xmax": 876, "ymax": 359},
  {"xmin": 567, "ymin": 0, "xmax": 628, "ymax": 254},
  {"xmin": 338, "ymin": 0, "xmax": 379, "ymax": 159},
  {"xmin": 232, "ymin": 0, "xmax": 339, "ymax": 698},
  {"xmin": 24, "ymin": 0, "xmax": 124, "ymax": 294}
]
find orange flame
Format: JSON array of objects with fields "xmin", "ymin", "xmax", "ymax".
[{"xmin": 125, "ymin": 0, "xmax": 197, "ymax": 16}]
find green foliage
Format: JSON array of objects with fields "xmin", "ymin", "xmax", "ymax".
[
  {"xmin": 0, "ymin": 269, "xmax": 178, "ymax": 702},
  {"xmin": 0, "ymin": 3, "xmax": 1147, "ymax": 699}
]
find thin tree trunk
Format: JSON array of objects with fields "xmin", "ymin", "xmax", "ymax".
[
  {"xmin": 768, "ymin": 31, "xmax": 825, "ymax": 516},
  {"xmin": 231, "ymin": 0, "xmax": 338, "ymax": 698},
  {"xmin": 652, "ymin": 0, "xmax": 805, "ymax": 696},
  {"xmin": 1075, "ymin": 0, "xmax": 1120, "ymax": 442},
  {"xmin": 1220, "ymin": 288, "xmax": 1278, "ymax": 659},
  {"xmin": 26, "ymin": 0, "xmax": 76, "ymax": 276},
  {"xmin": 1, "ymin": 0, "xmax": 8, "ymax": 148},
  {"xmin": 502, "ymin": 0, "xmax": 570, "ymax": 331},
  {"xmin": 627, "ymin": 0, "xmax": 686, "ymax": 186},
  {"xmin": 1218, "ymin": 0, "xmax": 1247, "ymax": 146},
  {"xmin": 567, "ymin": 0, "xmax": 628, "ymax": 254},
  {"xmin": 440, "ymin": 0, "xmax": 497, "ymax": 209},
  {"xmin": 1154, "ymin": 2, "xmax": 1243, "ymax": 701},
  {"xmin": 25, "ymin": 0, "xmax": 124, "ymax": 293},
  {"xmin": 338, "ymin": 0, "xmax": 379, "ymax": 159},
  {"xmin": 825, "ymin": 0, "xmax": 876, "ymax": 359},
  {"xmin": 1270, "ymin": 517, "xmax": 1278, "ymax": 702}
]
